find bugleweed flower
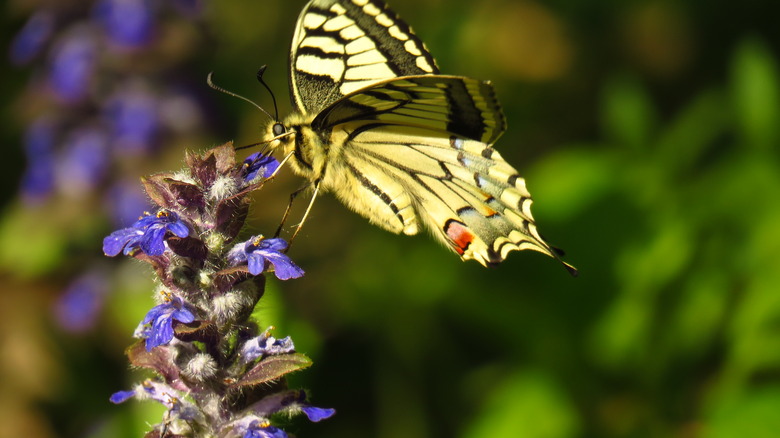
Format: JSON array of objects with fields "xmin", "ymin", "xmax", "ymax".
[
  {"xmin": 227, "ymin": 236, "xmax": 304, "ymax": 280},
  {"xmin": 104, "ymin": 145, "xmax": 333, "ymax": 437},
  {"xmin": 242, "ymin": 151, "xmax": 280, "ymax": 182},
  {"xmin": 136, "ymin": 295, "xmax": 196, "ymax": 351},
  {"xmin": 103, "ymin": 210, "xmax": 190, "ymax": 256}
]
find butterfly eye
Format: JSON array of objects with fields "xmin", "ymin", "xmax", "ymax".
[{"xmin": 272, "ymin": 123, "xmax": 286, "ymax": 137}]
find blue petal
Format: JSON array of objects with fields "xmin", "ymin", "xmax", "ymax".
[
  {"xmin": 246, "ymin": 252, "xmax": 267, "ymax": 276},
  {"xmin": 166, "ymin": 220, "xmax": 190, "ymax": 238},
  {"xmin": 109, "ymin": 389, "xmax": 136, "ymax": 404},
  {"xmin": 146, "ymin": 313, "xmax": 174, "ymax": 350},
  {"xmin": 301, "ymin": 406, "xmax": 336, "ymax": 422},
  {"xmin": 135, "ymin": 213, "xmax": 159, "ymax": 229},
  {"xmin": 142, "ymin": 302, "xmax": 169, "ymax": 325},
  {"xmin": 258, "ymin": 238, "xmax": 288, "ymax": 252},
  {"xmin": 172, "ymin": 307, "xmax": 195, "ymax": 324},
  {"xmin": 243, "ymin": 153, "xmax": 280, "ymax": 181},
  {"xmin": 260, "ymin": 251, "xmax": 304, "ymax": 280},
  {"xmin": 103, "ymin": 228, "xmax": 141, "ymax": 256},
  {"xmin": 140, "ymin": 225, "xmax": 167, "ymax": 255}
]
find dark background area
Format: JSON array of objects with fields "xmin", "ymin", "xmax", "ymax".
[{"xmin": 2, "ymin": 0, "xmax": 780, "ymax": 437}]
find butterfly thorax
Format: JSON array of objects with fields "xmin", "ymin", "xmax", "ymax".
[{"xmin": 268, "ymin": 112, "xmax": 348, "ymax": 185}]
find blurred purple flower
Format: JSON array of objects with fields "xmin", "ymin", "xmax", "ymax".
[
  {"xmin": 20, "ymin": 118, "xmax": 57, "ymax": 203},
  {"xmin": 56, "ymin": 126, "xmax": 110, "ymax": 196},
  {"xmin": 94, "ymin": 0, "xmax": 155, "ymax": 48},
  {"xmin": 103, "ymin": 210, "xmax": 190, "ymax": 256},
  {"xmin": 137, "ymin": 296, "xmax": 195, "ymax": 351},
  {"xmin": 105, "ymin": 84, "xmax": 160, "ymax": 155},
  {"xmin": 10, "ymin": 10, "xmax": 55, "ymax": 65},
  {"xmin": 227, "ymin": 236, "xmax": 304, "ymax": 280},
  {"xmin": 242, "ymin": 152, "xmax": 279, "ymax": 183},
  {"xmin": 48, "ymin": 28, "xmax": 97, "ymax": 102},
  {"xmin": 170, "ymin": 0, "xmax": 205, "ymax": 17},
  {"xmin": 54, "ymin": 271, "xmax": 107, "ymax": 333},
  {"xmin": 105, "ymin": 180, "xmax": 153, "ymax": 227}
]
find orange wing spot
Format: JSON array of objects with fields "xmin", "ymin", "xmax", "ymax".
[
  {"xmin": 444, "ymin": 220, "xmax": 474, "ymax": 255},
  {"xmin": 477, "ymin": 203, "xmax": 498, "ymax": 217}
]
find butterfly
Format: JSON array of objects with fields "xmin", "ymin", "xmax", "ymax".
[{"xmin": 263, "ymin": 0, "xmax": 576, "ymax": 273}]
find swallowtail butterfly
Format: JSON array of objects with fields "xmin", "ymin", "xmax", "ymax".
[{"xmin": 264, "ymin": 0, "xmax": 576, "ymax": 272}]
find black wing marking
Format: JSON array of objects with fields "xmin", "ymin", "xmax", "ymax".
[
  {"xmin": 289, "ymin": 0, "xmax": 439, "ymax": 115},
  {"xmin": 312, "ymin": 75, "xmax": 507, "ymax": 144}
]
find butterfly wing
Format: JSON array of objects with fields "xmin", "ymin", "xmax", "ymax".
[
  {"xmin": 312, "ymin": 75, "xmax": 507, "ymax": 145},
  {"xmin": 289, "ymin": 0, "xmax": 438, "ymax": 115},
  {"xmin": 314, "ymin": 76, "xmax": 573, "ymax": 270}
]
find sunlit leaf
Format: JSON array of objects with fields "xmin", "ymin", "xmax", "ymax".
[
  {"xmin": 600, "ymin": 74, "xmax": 657, "ymax": 151},
  {"xmin": 731, "ymin": 37, "xmax": 780, "ymax": 150},
  {"xmin": 704, "ymin": 386, "xmax": 780, "ymax": 438},
  {"xmin": 462, "ymin": 370, "xmax": 580, "ymax": 438}
]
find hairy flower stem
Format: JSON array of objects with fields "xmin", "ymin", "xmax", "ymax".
[{"xmin": 105, "ymin": 144, "xmax": 333, "ymax": 438}]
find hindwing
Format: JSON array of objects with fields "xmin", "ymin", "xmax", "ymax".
[{"xmin": 321, "ymin": 123, "xmax": 564, "ymax": 268}]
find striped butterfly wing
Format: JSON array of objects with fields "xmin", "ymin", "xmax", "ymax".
[
  {"xmin": 289, "ymin": 0, "xmax": 438, "ymax": 115},
  {"xmin": 314, "ymin": 76, "xmax": 575, "ymax": 271},
  {"xmin": 312, "ymin": 75, "xmax": 506, "ymax": 144}
]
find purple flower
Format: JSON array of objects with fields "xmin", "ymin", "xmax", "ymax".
[
  {"xmin": 20, "ymin": 118, "xmax": 56, "ymax": 202},
  {"xmin": 103, "ymin": 210, "xmax": 190, "ymax": 256},
  {"xmin": 105, "ymin": 180, "xmax": 153, "ymax": 227},
  {"xmin": 242, "ymin": 152, "xmax": 279, "ymax": 182},
  {"xmin": 110, "ymin": 381, "xmax": 202, "ymax": 422},
  {"xmin": 241, "ymin": 328, "xmax": 295, "ymax": 362},
  {"xmin": 227, "ymin": 236, "xmax": 304, "ymax": 280},
  {"xmin": 56, "ymin": 126, "xmax": 110, "ymax": 195},
  {"xmin": 243, "ymin": 420, "xmax": 288, "ymax": 438},
  {"xmin": 104, "ymin": 84, "xmax": 160, "ymax": 155},
  {"xmin": 137, "ymin": 296, "xmax": 195, "ymax": 351},
  {"xmin": 301, "ymin": 405, "xmax": 336, "ymax": 422},
  {"xmin": 109, "ymin": 389, "xmax": 136, "ymax": 404},
  {"xmin": 54, "ymin": 271, "xmax": 107, "ymax": 333},
  {"xmin": 94, "ymin": 0, "xmax": 155, "ymax": 48},
  {"xmin": 48, "ymin": 28, "xmax": 97, "ymax": 102},
  {"xmin": 10, "ymin": 10, "xmax": 54, "ymax": 65}
]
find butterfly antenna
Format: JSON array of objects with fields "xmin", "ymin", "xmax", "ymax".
[
  {"xmin": 207, "ymin": 72, "xmax": 275, "ymax": 122},
  {"xmin": 256, "ymin": 65, "xmax": 280, "ymax": 121}
]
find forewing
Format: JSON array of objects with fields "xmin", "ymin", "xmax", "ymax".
[
  {"xmin": 314, "ymin": 75, "xmax": 507, "ymax": 145},
  {"xmin": 290, "ymin": 0, "xmax": 439, "ymax": 115}
]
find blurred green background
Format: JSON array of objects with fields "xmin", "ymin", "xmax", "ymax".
[{"xmin": 2, "ymin": 0, "xmax": 780, "ymax": 437}]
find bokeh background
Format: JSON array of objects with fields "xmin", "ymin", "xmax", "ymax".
[{"xmin": 2, "ymin": 0, "xmax": 779, "ymax": 437}]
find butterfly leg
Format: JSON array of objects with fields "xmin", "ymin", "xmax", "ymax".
[
  {"xmin": 274, "ymin": 183, "xmax": 309, "ymax": 239},
  {"xmin": 285, "ymin": 179, "xmax": 321, "ymax": 253}
]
